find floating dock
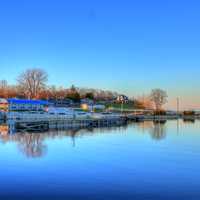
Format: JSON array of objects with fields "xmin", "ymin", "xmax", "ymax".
[
  {"xmin": 6, "ymin": 111, "xmax": 197, "ymax": 133},
  {"xmin": 0, "ymin": 112, "xmax": 6, "ymax": 121},
  {"xmin": 7, "ymin": 113, "xmax": 128, "ymax": 132}
]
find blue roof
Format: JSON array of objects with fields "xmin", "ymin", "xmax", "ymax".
[{"xmin": 8, "ymin": 99, "xmax": 49, "ymax": 105}]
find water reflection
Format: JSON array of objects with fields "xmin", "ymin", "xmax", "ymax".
[
  {"xmin": 132, "ymin": 120, "xmax": 167, "ymax": 140},
  {"xmin": 150, "ymin": 121, "xmax": 167, "ymax": 140},
  {"xmin": 0, "ymin": 120, "xmax": 187, "ymax": 157},
  {"xmin": 0, "ymin": 124, "xmax": 130, "ymax": 158},
  {"xmin": 183, "ymin": 118, "xmax": 195, "ymax": 123},
  {"xmin": 17, "ymin": 133, "xmax": 47, "ymax": 158}
]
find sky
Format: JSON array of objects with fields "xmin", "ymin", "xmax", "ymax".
[{"xmin": 0, "ymin": 0, "xmax": 200, "ymax": 110}]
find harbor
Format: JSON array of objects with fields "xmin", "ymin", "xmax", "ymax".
[
  {"xmin": 0, "ymin": 98, "xmax": 128, "ymax": 133},
  {"xmin": 4, "ymin": 112, "xmax": 200, "ymax": 134},
  {"xmin": 1, "ymin": 2, "xmax": 200, "ymax": 199},
  {"xmin": 0, "ymin": 98, "xmax": 200, "ymax": 134}
]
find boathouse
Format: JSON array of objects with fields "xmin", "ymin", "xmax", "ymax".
[{"xmin": 7, "ymin": 99, "xmax": 49, "ymax": 112}]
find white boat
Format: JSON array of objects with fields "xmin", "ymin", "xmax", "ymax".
[
  {"xmin": 74, "ymin": 111, "xmax": 91, "ymax": 119},
  {"xmin": 47, "ymin": 107, "xmax": 74, "ymax": 119}
]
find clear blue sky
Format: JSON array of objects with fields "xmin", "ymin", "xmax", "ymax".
[{"xmin": 0, "ymin": 0, "xmax": 200, "ymax": 109}]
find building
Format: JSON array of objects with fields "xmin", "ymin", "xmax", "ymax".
[
  {"xmin": 48, "ymin": 98, "xmax": 73, "ymax": 107},
  {"xmin": 7, "ymin": 99, "xmax": 49, "ymax": 112},
  {"xmin": 166, "ymin": 110, "xmax": 178, "ymax": 115},
  {"xmin": 81, "ymin": 103, "xmax": 105, "ymax": 112},
  {"xmin": 0, "ymin": 98, "xmax": 8, "ymax": 112},
  {"xmin": 80, "ymin": 98, "xmax": 94, "ymax": 105},
  {"xmin": 116, "ymin": 95, "xmax": 129, "ymax": 103},
  {"xmin": 81, "ymin": 98, "xmax": 100, "ymax": 111}
]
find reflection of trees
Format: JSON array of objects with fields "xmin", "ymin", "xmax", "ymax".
[
  {"xmin": 150, "ymin": 121, "xmax": 166, "ymax": 140},
  {"xmin": 17, "ymin": 133, "xmax": 47, "ymax": 158},
  {"xmin": 132, "ymin": 121, "xmax": 167, "ymax": 140},
  {"xmin": 0, "ymin": 131, "xmax": 48, "ymax": 158},
  {"xmin": 0, "ymin": 125, "xmax": 129, "ymax": 157}
]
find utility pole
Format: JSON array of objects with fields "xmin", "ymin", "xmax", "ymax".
[
  {"xmin": 177, "ymin": 97, "xmax": 180, "ymax": 134},
  {"xmin": 143, "ymin": 93, "xmax": 145, "ymax": 107},
  {"xmin": 177, "ymin": 97, "xmax": 180, "ymax": 114},
  {"xmin": 120, "ymin": 95, "xmax": 124, "ymax": 114}
]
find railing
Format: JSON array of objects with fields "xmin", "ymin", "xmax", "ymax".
[{"xmin": 7, "ymin": 112, "xmax": 124, "ymax": 123}]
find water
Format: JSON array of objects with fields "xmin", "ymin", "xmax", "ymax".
[{"xmin": 0, "ymin": 120, "xmax": 200, "ymax": 199}]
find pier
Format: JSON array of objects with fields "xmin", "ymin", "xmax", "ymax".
[
  {"xmin": 7, "ymin": 113, "xmax": 128, "ymax": 132},
  {"xmin": 5, "ymin": 111, "xmax": 200, "ymax": 133}
]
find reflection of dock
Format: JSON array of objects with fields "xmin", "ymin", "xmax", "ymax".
[
  {"xmin": 0, "ymin": 112, "xmax": 6, "ymax": 121},
  {"xmin": 182, "ymin": 116, "xmax": 196, "ymax": 122},
  {"xmin": 15, "ymin": 121, "xmax": 49, "ymax": 132},
  {"xmin": 0, "ymin": 125, "xmax": 130, "ymax": 158}
]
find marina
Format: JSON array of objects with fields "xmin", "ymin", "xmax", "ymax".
[
  {"xmin": 0, "ymin": 120, "xmax": 200, "ymax": 199},
  {"xmin": 1, "ymin": 1, "xmax": 199, "ymax": 199},
  {"xmin": 4, "ymin": 113, "xmax": 200, "ymax": 134},
  {"xmin": 0, "ymin": 98, "xmax": 199, "ymax": 134}
]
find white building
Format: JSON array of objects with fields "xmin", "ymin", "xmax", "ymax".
[{"xmin": 116, "ymin": 95, "xmax": 129, "ymax": 103}]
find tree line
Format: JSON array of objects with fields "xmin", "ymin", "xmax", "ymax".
[
  {"xmin": 0, "ymin": 68, "xmax": 168, "ymax": 110},
  {"xmin": 0, "ymin": 68, "xmax": 120, "ymax": 102}
]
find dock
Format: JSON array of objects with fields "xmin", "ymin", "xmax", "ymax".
[
  {"xmin": 7, "ymin": 113, "xmax": 128, "ymax": 132},
  {"xmin": 126, "ymin": 114, "xmax": 180, "ymax": 121},
  {"xmin": 6, "ymin": 111, "xmax": 200, "ymax": 133},
  {"xmin": 0, "ymin": 112, "xmax": 6, "ymax": 121}
]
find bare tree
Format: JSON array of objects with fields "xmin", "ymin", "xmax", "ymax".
[
  {"xmin": 0, "ymin": 80, "xmax": 7, "ymax": 89},
  {"xmin": 17, "ymin": 68, "xmax": 48, "ymax": 99},
  {"xmin": 150, "ymin": 88, "xmax": 168, "ymax": 111},
  {"xmin": 0, "ymin": 80, "xmax": 8, "ymax": 98},
  {"xmin": 0, "ymin": 80, "xmax": 17, "ymax": 98}
]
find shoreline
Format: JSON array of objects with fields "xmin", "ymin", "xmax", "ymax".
[{"xmin": 1, "ymin": 113, "xmax": 199, "ymax": 133}]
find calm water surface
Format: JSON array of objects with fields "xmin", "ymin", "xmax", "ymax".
[{"xmin": 0, "ymin": 120, "xmax": 200, "ymax": 200}]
